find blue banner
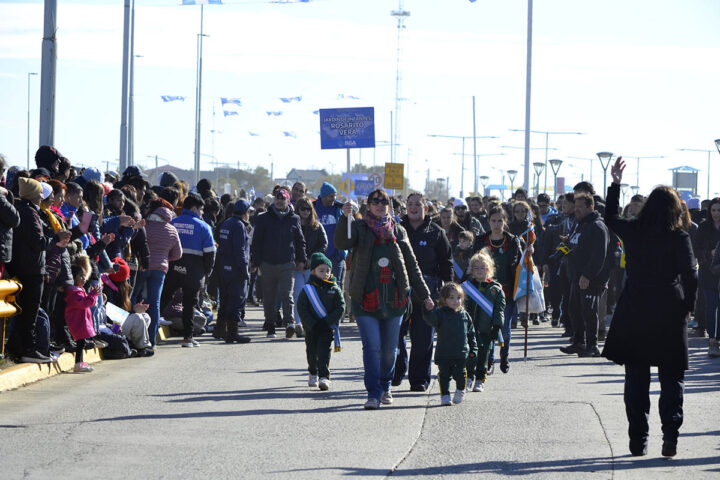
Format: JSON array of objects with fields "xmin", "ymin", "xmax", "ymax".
[
  {"xmin": 354, "ymin": 180, "xmax": 375, "ymax": 196},
  {"xmin": 319, "ymin": 107, "xmax": 375, "ymax": 150}
]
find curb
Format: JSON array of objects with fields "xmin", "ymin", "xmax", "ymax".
[{"xmin": 0, "ymin": 348, "xmax": 103, "ymax": 393}]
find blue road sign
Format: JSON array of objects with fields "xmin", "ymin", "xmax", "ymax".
[
  {"xmin": 354, "ymin": 180, "xmax": 375, "ymax": 196},
  {"xmin": 319, "ymin": 107, "xmax": 375, "ymax": 149}
]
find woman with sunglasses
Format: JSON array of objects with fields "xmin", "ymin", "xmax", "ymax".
[
  {"xmin": 290, "ymin": 197, "xmax": 328, "ymax": 338},
  {"xmin": 335, "ymin": 189, "xmax": 434, "ymax": 410}
]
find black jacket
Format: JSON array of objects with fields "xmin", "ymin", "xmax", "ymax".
[
  {"xmin": 0, "ymin": 190, "xmax": 20, "ymax": 264},
  {"xmin": 250, "ymin": 205, "xmax": 307, "ymax": 267},
  {"xmin": 301, "ymin": 223, "xmax": 328, "ymax": 261},
  {"xmin": 602, "ymin": 183, "xmax": 697, "ymax": 369},
  {"xmin": 567, "ymin": 210, "xmax": 610, "ymax": 293},
  {"xmin": 8, "ymin": 199, "xmax": 54, "ymax": 277},
  {"xmin": 401, "ymin": 216, "xmax": 452, "ymax": 282},
  {"xmin": 693, "ymin": 219, "xmax": 720, "ymax": 290}
]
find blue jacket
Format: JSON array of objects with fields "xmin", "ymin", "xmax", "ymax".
[
  {"xmin": 313, "ymin": 199, "xmax": 346, "ymax": 260},
  {"xmin": 171, "ymin": 209, "xmax": 216, "ymax": 287},
  {"xmin": 217, "ymin": 216, "xmax": 249, "ymax": 278}
]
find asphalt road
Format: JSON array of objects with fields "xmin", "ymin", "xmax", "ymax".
[{"xmin": 1, "ymin": 305, "xmax": 719, "ymax": 479}]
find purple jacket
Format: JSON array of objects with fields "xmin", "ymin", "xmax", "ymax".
[{"xmin": 145, "ymin": 207, "xmax": 182, "ymax": 273}]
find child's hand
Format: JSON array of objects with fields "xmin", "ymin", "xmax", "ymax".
[
  {"xmin": 423, "ymin": 298, "xmax": 435, "ymax": 311},
  {"xmin": 92, "ymin": 284, "xmax": 102, "ymax": 295},
  {"xmin": 133, "ymin": 301, "xmax": 149, "ymax": 314},
  {"xmin": 101, "ymin": 232, "xmax": 115, "ymax": 245}
]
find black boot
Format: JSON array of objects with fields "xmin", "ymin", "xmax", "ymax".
[{"xmin": 500, "ymin": 354, "xmax": 509, "ymax": 374}]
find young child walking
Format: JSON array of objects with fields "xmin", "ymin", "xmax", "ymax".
[
  {"xmin": 452, "ymin": 231, "xmax": 475, "ymax": 281},
  {"xmin": 296, "ymin": 252, "xmax": 346, "ymax": 391},
  {"xmin": 65, "ymin": 260, "xmax": 102, "ymax": 373},
  {"xmin": 423, "ymin": 283, "xmax": 477, "ymax": 406},
  {"xmin": 462, "ymin": 250, "xmax": 506, "ymax": 392}
]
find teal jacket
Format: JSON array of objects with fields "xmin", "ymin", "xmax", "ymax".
[
  {"xmin": 463, "ymin": 279, "xmax": 505, "ymax": 339},
  {"xmin": 423, "ymin": 306, "xmax": 477, "ymax": 362},
  {"xmin": 296, "ymin": 274, "xmax": 346, "ymax": 331}
]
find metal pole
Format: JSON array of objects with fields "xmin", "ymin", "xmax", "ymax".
[
  {"xmin": 472, "ymin": 96, "xmax": 478, "ymax": 194},
  {"xmin": 193, "ymin": 5, "xmax": 205, "ymax": 185},
  {"xmin": 543, "ymin": 132, "xmax": 548, "ymax": 195},
  {"xmin": 389, "ymin": 111, "xmax": 393, "ymax": 163},
  {"xmin": 118, "ymin": 0, "xmax": 131, "ymax": 172},
  {"xmin": 27, "ymin": 72, "xmax": 37, "ymax": 169},
  {"xmin": 522, "ymin": 0, "xmax": 533, "ymax": 192},
  {"xmin": 461, "ymin": 137, "xmax": 465, "ymax": 198},
  {"xmin": 708, "ymin": 150, "xmax": 711, "ymax": 200},
  {"xmin": 128, "ymin": 0, "xmax": 136, "ymax": 167},
  {"xmin": 155, "ymin": 154, "xmax": 158, "ymax": 184},
  {"xmin": 347, "ymin": 148, "xmax": 352, "ymax": 238},
  {"xmin": 39, "ymin": 0, "xmax": 57, "ymax": 147}
]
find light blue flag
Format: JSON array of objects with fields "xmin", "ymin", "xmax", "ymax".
[
  {"xmin": 283, "ymin": 131, "xmax": 297, "ymax": 138},
  {"xmin": 337, "ymin": 93, "xmax": 360, "ymax": 100},
  {"xmin": 221, "ymin": 97, "xmax": 242, "ymax": 106},
  {"xmin": 279, "ymin": 96, "xmax": 302, "ymax": 103},
  {"xmin": 222, "ymin": 110, "xmax": 238, "ymax": 117},
  {"xmin": 182, "ymin": 1, "xmax": 223, "ymax": 5},
  {"xmin": 248, "ymin": 132, "xmax": 260, "ymax": 137},
  {"xmin": 266, "ymin": 111, "xmax": 283, "ymax": 116},
  {"xmin": 312, "ymin": 110, "xmax": 319, "ymax": 115},
  {"xmin": 161, "ymin": 95, "xmax": 185, "ymax": 102}
]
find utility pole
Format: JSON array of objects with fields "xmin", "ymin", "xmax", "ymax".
[
  {"xmin": 522, "ymin": 0, "xmax": 533, "ymax": 191},
  {"xmin": 391, "ymin": 1, "xmax": 410, "ymax": 168},
  {"xmin": 118, "ymin": 0, "xmax": 132, "ymax": 172},
  {"xmin": 39, "ymin": 0, "xmax": 58, "ymax": 147}
]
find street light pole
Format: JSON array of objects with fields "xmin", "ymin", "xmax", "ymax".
[
  {"xmin": 596, "ymin": 151, "xmax": 614, "ymax": 195},
  {"xmin": 427, "ymin": 134, "xmax": 498, "ymax": 197},
  {"xmin": 39, "ymin": 0, "xmax": 57, "ymax": 147},
  {"xmin": 27, "ymin": 72, "xmax": 38, "ymax": 169},
  {"xmin": 532, "ymin": 162, "xmax": 545, "ymax": 197},
  {"xmin": 549, "ymin": 158, "xmax": 563, "ymax": 200},
  {"xmin": 507, "ymin": 169, "xmax": 518, "ymax": 194}
]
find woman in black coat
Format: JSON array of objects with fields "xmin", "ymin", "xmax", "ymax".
[{"xmin": 602, "ymin": 158, "xmax": 697, "ymax": 458}]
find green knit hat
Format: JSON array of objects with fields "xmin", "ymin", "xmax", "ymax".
[{"xmin": 310, "ymin": 252, "xmax": 332, "ymax": 271}]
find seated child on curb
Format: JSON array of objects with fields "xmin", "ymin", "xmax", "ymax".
[
  {"xmin": 423, "ymin": 283, "xmax": 477, "ymax": 406},
  {"xmin": 452, "ymin": 231, "xmax": 475, "ymax": 281},
  {"xmin": 66, "ymin": 259, "xmax": 102, "ymax": 373},
  {"xmin": 296, "ymin": 252, "xmax": 346, "ymax": 391},
  {"xmin": 463, "ymin": 249, "xmax": 506, "ymax": 392}
]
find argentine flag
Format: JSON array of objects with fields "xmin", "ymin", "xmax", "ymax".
[
  {"xmin": 161, "ymin": 95, "xmax": 185, "ymax": 102},
  {"xmin": 182, "ymin": 1, "xmax": 223, "ymax": 5},
  {"xmin": 283, "ymin": 132, "xmax": 297, "ymax": 138},
  {"xmin": 279, "ymin": 96, "xmax": 302, "ymax": 103},
  {"xmin": 266, "ymin": 111, "xmax": 283, "ymax": 116},
  {"xmin": 221, "ymin": 97, "xmax": 242, "ymax": 117},
  {"xmin": 248, "ymin": 132, "xmax": 260, "ymax": 137}
]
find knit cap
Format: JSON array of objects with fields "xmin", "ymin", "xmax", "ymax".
[
  {"xmin": 109, "ymin": 257, "xmax": 130, "ymax": 284},
  {"xmin": 82, "ymin": 167, "xmax": 103, "ymax": 184},
  {"xmin": 310, "ymin": 252, "xmax": 332, "ymax": 271},
  {"xmin": 19, "ymin": 177, "xmax": 43, "ymax": 200},
  {"xmin": 41, "ymin": 182, "xmax": 53, "ymax": 200},
  {"xmin": 319, "ymin": 182, "xmax": 337, "ymax": 198}
]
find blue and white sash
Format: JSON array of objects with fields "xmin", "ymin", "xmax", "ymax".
[
  {"xmin": 453, "ymin": 260, "xmax": 464, "ymax": 279},
  {"xmin": 303, "ymin": 283, "xmax": 341, "ymax": 352},
  {"xmin": 461, "ymin": 281, "xmax": 494, "ymax": 318}
]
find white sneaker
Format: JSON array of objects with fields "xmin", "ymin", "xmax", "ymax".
[
  {"xmin": 181, "ymin": 338, "xmax": 195, "ymax": 348},
  {"xmin": 73, "ymin": 362, "xmax": 94, "ymax": 373},
  {"xmin": 441, "ymin": 394, "xmax": 452, "ymax": 406},
  {"xmin": 319, "ymin": 377, "xmax": 331, "ymax": 390},
  {"xmin": 453, "ymin": 389, "xmax": 465, "ymax": 404},
  {"xmin": 158, "ymin": 317, "xmax": 172, "ymax": 326},
  {"xmin": 191, "ymin": 338, "xmax": 200, "ymax": 347},
  {"xmin": 364, "ymin": 398, "xmax": 380, "ymax": 410},
  {"xmin": 380, "ymin": 391, "xmax": 393, "ymax": 404},
  {"xmin": 472, "ymin": 379, "xmax": 484, "ymax": 392},
  {"xmin": 308, "ymin": 374, "xmax": 319, "ymax": 387}
]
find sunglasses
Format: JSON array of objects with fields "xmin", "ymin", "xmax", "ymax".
[
  {"xmin": 369, "ymin": 197, "xmax": 389, "ymax": 205},
  {"xmin": 454, "ymin": 206, "xmax": 467, "ymax": 211}
]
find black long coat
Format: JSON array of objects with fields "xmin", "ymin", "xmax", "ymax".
[{"xmin": 601, "ymin": 183, "xmax": 697, "ymax": 369}]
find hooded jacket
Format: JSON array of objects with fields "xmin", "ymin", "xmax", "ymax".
[
  {"xmin": 145, "ymin": 206, "xmax": 182, "ymax": 273},
  {"xmin": 400, "ymin": 215, "xmax": 452, "ymax": 282},
  {"xmin": 250, "ymin": 204, "xmax": 307, "ymax": 267},
  {"xmin": 217, "ymin": 215, "xmax": 250, "ymax": 278},
  {"xmin": 567, "ymin": 209, "xmax": 610, "ymax": 293}
]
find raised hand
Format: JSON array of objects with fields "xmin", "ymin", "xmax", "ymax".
[{"xmin": 611, "ymin": 156, "xmax": 625, "ymax": 185}]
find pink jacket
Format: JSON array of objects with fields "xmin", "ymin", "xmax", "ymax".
[
  {"xmin": 65, "ymin": 286, "xmax": 99, "ymax": 341},
  {"xmin": 145, "ymin": 207, "xmax": 183, "ymax": 273}
]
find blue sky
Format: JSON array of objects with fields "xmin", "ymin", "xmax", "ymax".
[{"xmin": 1, "ymin": 0, "xmax": 719, "ymax": 197}]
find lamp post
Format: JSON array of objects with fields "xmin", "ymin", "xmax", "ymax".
[
  {"xmin": 596, "ymin": 151, "xmax": 614, "ymax": 195},
  {"xmin": 27, "ymin": 72, "xmax": 38, "ymax": 169},
  {"xmin": 620, "ymin": 183, "xmax": 629, "ymax": 205},
  {"xmin": 507, "ymin": 169, "xmax": 518, "ymax": 194},
  {"xmin": 549, "ymin": 158, "xmax": 563, "ymax": 199},
  {"xmin": 679, "ymin": 146, "xmax": 719, "ymax": 200},
  {"xmin": 479, "ymin": 175, "xmax": 489, "ymax": 194},
  {"xmin": 450, "ymin": 152, "xmax": 505, "ymax": 195},
  {"xmin": 427, "ymin": 134, "xmax": 498, "ymax": 198},
  {"xmin": 630, "ymin": 185, "xmax": 639, "ymax": 196},
  {"xmin": 532, "ymin": 161, "xmax": 545, "ymax": 197},
  {"xmin": 501, "ymin": 145, "xmax": 557, "ymax": 189}
]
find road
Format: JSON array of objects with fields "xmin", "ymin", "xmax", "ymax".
[{"xmin": 1, "ymin": 305, "xmax": 719, "ymax": 479}]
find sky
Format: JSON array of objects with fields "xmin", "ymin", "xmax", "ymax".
[{"xmin": 1, "ymin": 0, "xmax": 719, "ymax": 198}]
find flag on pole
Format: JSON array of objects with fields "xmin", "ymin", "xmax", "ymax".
[
  {"xmin": 337, "ymin": 94, "xmax": 360, "ymax": 100},
  {"xmin": 283, "ymin": 131, "xmax": 297, "ymax": 138},
  {"xmin": 182, "ymin": 0, "xmax": 223, "ymax": 5},
  {"xmin": 279, "ymin": 96, "xmax": 302, "ymax": 103},
  {"xmin": 312, "ymin": 110, "xmax": 319, "ymax": 115},
  {"xmin": 161, "ymin": 95, "xmax": 185, "ymax": 102},
  {"xmin": 266, "ymin": 111, "xmax": 283, "ymax": 116},
  {"xmin": 248, "ymin": 131, "xmax": 260, "ymax": 137},
  {"xmin": 223, "ymin": 111, "xmax": 239, "ymax": 117},
  {"xmin": 220, "ymin": 97, "xmax": 242, "ymax": 106},
  {"xmin": 221, "ymin": 97, "xmax": 242, "ymax": 117}
]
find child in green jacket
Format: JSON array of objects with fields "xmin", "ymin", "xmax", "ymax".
[
  {"xmin": 423, "ymin": 283, "xmax": 477, "ymax": 406},
  {"xmin": 297, "ymin": 252, "xmax": 346, "ymax": 391},
  {"xmin": 463, "ymin": 249, "xmax": 506, "ymax": 392}
]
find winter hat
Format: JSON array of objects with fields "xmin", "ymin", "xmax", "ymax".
[
  {"xmin": 109, "ymin": 257, "xmax": 130, "ymax": 284},
  {"xmin": 122, "ymin": 165, "xmax": 146, "ymax": 179},
  {"xmin": 34, "ymin": 145, "xmax": 61, "ymax": 173},
  {"xmin": 309, "ymin": 252, "xmax": 332, "ymax": 271},
  {"xmin": 19, "ymin": 177, "xmax": 43, "ymax": 200},
  {"xmin": 159, "ymin": 171, "xmax": 179, "ymax": 187},
  {"xmin": 41, "ymin": 182, "xmax": 53, "ymax": 200},
  {"xmin": 82, "ymin": 167, "xmax": 103, "ymax": 184},
  {"xmin": 233, "ymin": 198, "xmax": 250, "ymax": 215},
  {"xmin": 453, "ymin": 198, "xmax": 467, "ymax": 208},
  {"xmin": 319, "ymin": 182, "xmax": 337, "ymax": 198}
]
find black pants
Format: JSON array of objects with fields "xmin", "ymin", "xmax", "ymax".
[
  {"xmin": 569, "ymin": 281, "xmax": 599, "ymax": 348},
  {"xmin": 393, "ymin": 304, "xmax": 434, "ymax": 388},
  {"xmin": 624, "ymin": 363, "xmax": 684, "ymax": 447},
  {"xmin": 467, "ymin": 333, "xmax": 492, "ymax": 382},
  {"xmin": 547, "ymin": 266, "xmax": 563, "ymax": 321},
  {"xmin": 160, "ymin": 269, "xmax": 200, "ymax": 340},
  {"xmin": 437, "ymin": 358, "xmax": 467, "ymax": 396},
  {"xmin": 217, "ymin": 271, "xmax": 248, "ymax": 338},
  {"xmin": 559, "ymin": 268, "xmax": 572, "ymax": 331},
  {"xmin": 7, "ymin": 275, "xmax": 44, "ymax": 356},
  {"xmin": 75, "ymin": 339, "xmax": 86, "ymax": 364},
  {"xmin": 305, "ymin": 323, "xmax": 333, "ymax": 378}
]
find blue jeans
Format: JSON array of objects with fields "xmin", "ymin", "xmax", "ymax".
[
  {"xmin": 331, "ymin": 255, "xmax": 346, "ymax": 289},
  {"xmin": 704, "ymin": 288, "xmax": 720, "ymax": 339},
  {"xmin": 135, "ymin": 270, "xmax": 166, "ymax": 346},
  {"xmin": 355, "ymin": 314, "xmax": 403, "ymax": 400},
  {"xmin": 292, "ymin": 269, "xmax": 311, "ymax": 325}
]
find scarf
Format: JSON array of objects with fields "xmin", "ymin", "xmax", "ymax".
[
  {"xmin": 41, "ymin": 205, "xmax": 63, "ymax": 233},
  {"xmin": 365, "ymin": 211, "xmax": 396, "ymax": 242}
]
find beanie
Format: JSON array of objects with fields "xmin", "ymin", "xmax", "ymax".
[
  {"xmin": 82, "ymin": 167, "xmax": 103, "ymax": 184},
  {"xmin": 453, "ymin": 197, "xmax": 467, "ymax": 208},
  {"xmin": 41, "ymin": 182, "xmax": 53, "ymax": 200},
  {"xmin": 19, "ymin": 177, "xmax": 43, "ymax": 200},
  {"xmin": 159, "ymin": 171, "xmax": 179, "ymax": 187},
  {"xmin": 109, "ymin": 257, "xmax": 130, "ymax": 284},
  {"xmin": 309, "ymin": 252, "xmax": 332, "ymax": 271},
  {"xmin": 233, "ymin": 198, "xmax": 250, "ymax": 215},
  {"xmin": 319, "ymin": 182, "xmax": 337, "ymax": 198}
]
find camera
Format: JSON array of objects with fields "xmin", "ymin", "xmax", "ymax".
[{"xmin": 548, "ymin": 242, "xmax": 571, "ymax": 264}]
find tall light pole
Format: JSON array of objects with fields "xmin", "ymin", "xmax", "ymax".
[
  {"xmin": 620, "ymin": 183, "xmax": 629, "ymax": 205},
  {"xmin": 507, "ymin": 169, "xmax": 518, "ymax": 194},
  {"xmin": 39, "ymin": 0, "xmax": 57, "ymax": 147},
  {"xmin": 27, "ymin": 72, "xmax": 38, "ymax": 169},
  {"xmin": 522, "ymin": 0, "xmax": 533, "ymax": 192},
  {"xmin": 428, "ymin": 133, "xmax": 498, "ymax": 197},
  {"xmin": 549, "ymin": 158, "xmax": 563, "ymax": 199},
  {"xmin": 532, "ymin": 162, "xmax": 545, "ymax": 197},
  {"xmin": 510, "ymin": 129, "xmax": 584, "ymax": 195},
  {"xmin": 119, "ymin": 0, "xmax": 133, "ymax": 173},
  {"xmin": 679, "ymin": 147, "xmax": 717, "ymax": 200},
  {"xmin": 596, "ymin": 151, "xmax": 614, "ymax": 195},
  {"xmin": 391, "ymin": 1, "xmax": 410, "ymax": 168},
  {"xmin": 622, "ymin": 155, "xmax": 664, "ymax": 191}
]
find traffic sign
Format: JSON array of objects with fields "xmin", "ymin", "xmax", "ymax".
[
  {"xmin": 355, "ymin": 180, "xmax": 375, "ymax": 196},
  {"xmin": 368, "ymin": 173, "xmax": 383, "ymax": 187},
  {"xmin": 339, "ymin": 176, "xmax": 355, "ymax": 195},
  {"xmin": 384, "ymin": 163, "xmax": 404, "ymax": 190},
  {"xmin": 319, "ymin": 107, "xmax": 375, "ymax": 150}
]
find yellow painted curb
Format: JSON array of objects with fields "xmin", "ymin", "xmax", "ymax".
[
  {"xmin": 0, "ymin": 349, "xmax": 102, "ymax": 393},
  {"xmin": 158, "ymin": 324, "xmax": 172, "ymax": 341}
]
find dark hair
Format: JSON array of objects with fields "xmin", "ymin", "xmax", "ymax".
[
  {"xmin": 574, "ymin": 192, "xmax": 594, "ymax": 208},
  {"xmin": 183, "ymin": 192, "xmax": 204, "ymax": 210},
  {"xmin": 630, "ymin": 194, "xmax": 645, "ymax": 203},
  {"xmin": 564, "ymin": 192, "xmax": 574, "ymax": 203},
  {"xmin": 487, "ymin": 205, "xmax": 508, "ymax": 223},
  {"xmin": 406, "ymin": 192, "xmax": 425, "ymax": 204},
  {"xmin": 65, "ymin": 181, "xmax": 82, "ymax": 197},
  {"xmin": 636, "ymin": 186, "xmax": 686, "ymax": 232},
  {"xmin": 458, "ymin": 230, "xmax": 474, "ymax": 242},
  {"xmin": 514, "ymin": 188, "xmax": 527, "ymax": 198},
  {"xmin": 58, "ymin": 157, "xmax": 71, "ymax": 176},
  {"xmin": 438, "ymin": 282, "xmax": 464, "ymax": 307},
  {"xmin": 197, "ymin": 178, "xmax": 212, "ymax": 193},
  {"xmin": 159, "ymin": 187, "xmax": 180, "ymax": 207},
  {"xmin": 537, "ymin": 193, "xmax": 550, "ymax": 204},
  {"xmin": 220, "ymin": 193, "xmax": 233, "ymax": 207},
  {"xmin": 705, "ymin": 198, "xmax": 720, "ymax": 219},
  {"xmin": 48, "ymin": 179, "xmax": 65, "ymax": 195},
  {"xmin": 573, "ymin": 181, "xmax": 595, "ymax": 195},
  {"xmin": 107, "ymin": 189, "xmax": 124, "ymax": 201},
  {"xmin": 295, "ymin": 197, "xmax": 320, "ymax": 229},
  {"xmin": 367, "ymin": 189, "xmax": 391, "ymax": 205},
  {"xmin": 83, "ymin": 180, "xmax": 105, "ymax": 222}
]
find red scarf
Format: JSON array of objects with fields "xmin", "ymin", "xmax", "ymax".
[{"xmin": 365, "ymin": 211, "xmax": 396, "ymax": 242}]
